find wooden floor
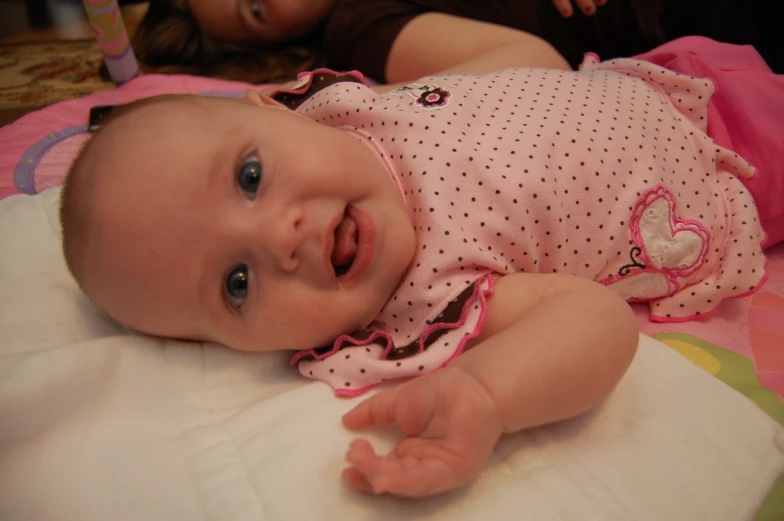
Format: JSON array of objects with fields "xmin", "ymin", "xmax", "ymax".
[{"xmin": 0, "ymin": 0, "xmax": 147, "ymax": 44}]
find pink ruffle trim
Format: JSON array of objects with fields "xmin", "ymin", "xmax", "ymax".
[{"xmin": 291, "ymin": 274, "xmax": 495, "ymax": 370}]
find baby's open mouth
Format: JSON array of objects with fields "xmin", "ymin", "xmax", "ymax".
[{"xmin": 331, "ymin": 208, "xmax": 358, "ymax": 277}]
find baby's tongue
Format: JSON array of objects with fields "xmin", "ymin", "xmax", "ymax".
[{"xmin": 331, "ymin": 213, "xmax": 358, "ymax": 266}]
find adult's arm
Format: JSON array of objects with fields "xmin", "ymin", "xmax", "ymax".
[
  {"xmin": 323, "ymin": 0, "xmax": 664, "ymax": 85},
  {"xmin": 383, "ymin": 13, "xmax": 570, "ymax": 89}
]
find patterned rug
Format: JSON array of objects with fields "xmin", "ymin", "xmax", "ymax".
[{"xmin": 0, "ymin": 39, "xmax": 115, "ymax": 123}]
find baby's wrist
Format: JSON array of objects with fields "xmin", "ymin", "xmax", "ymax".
[{"xmin": 442, "ymin": 365, "xmax": 506, "ymax": 436}]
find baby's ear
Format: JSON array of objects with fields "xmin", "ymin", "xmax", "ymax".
[{"xmin": 244, "ymin": 90, "xmax": 286, "ymax": 109}]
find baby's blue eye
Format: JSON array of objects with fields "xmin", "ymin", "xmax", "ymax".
[
  {"xmin": 238, "ymin": 155, "xmax": 262, "ymax": 199},
  {"xmin": 226, "ymin": 264, "xmax": 249, "ymax": 308}
]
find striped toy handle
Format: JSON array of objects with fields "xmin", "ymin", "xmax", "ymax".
[{"xmin": 82, "ymin": 0, "xmax": 141, "ymax": 84}]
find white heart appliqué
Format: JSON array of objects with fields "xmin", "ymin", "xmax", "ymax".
[{"xmin": 631, "ymin": 186, "xmax": 710, "ymax": 280}]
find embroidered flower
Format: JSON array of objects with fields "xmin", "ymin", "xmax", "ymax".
[{"xmin": 416, "ymin": 87, "xmax": 451, "ymax": 109}]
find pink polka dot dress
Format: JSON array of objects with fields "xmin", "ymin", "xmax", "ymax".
[{"xmin": 279, "ymin": 57, "xmax": 767, "ymax": 396}]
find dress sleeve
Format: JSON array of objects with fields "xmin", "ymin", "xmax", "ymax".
[{"xmin": 323, "ymin": 0, "xmax": 424, "ymax": 82}]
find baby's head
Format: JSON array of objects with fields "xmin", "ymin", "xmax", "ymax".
[{"xmin": 61, "ymin": 92, "xmax": 415, "ymax": 351}]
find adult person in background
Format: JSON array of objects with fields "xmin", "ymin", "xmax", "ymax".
[{"xmin": 131, "ymin": 0, "xmax": 777, "ymax": 87}]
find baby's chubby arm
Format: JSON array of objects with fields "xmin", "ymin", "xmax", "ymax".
[
  {"xmin": 454, "ymin": 272, "xmax": 639, "ymax": 433},
  {"xmin": 342, "ymin": 273, "xmax": 639, "ymax": 497}
]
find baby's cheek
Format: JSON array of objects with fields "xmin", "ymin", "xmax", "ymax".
[{"xmin": 295, "ymin": 307, "xmax": 356, "ymax": 350}]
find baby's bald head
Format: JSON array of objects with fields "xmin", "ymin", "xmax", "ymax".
[
  {"xmin": 59, "ymin": 92, "xmax": 275, "ymax": 337},
  {"xmin": 60, "ymin": 95, "xmax": 184, "ymax": 287}
]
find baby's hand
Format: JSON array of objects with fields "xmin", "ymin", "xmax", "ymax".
[{"xmin": 341, "ymin": 367, "xmax": 503, "ymax": 497}]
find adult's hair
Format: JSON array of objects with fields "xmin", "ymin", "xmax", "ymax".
[{"xmin": 131, "ymin": 0, "xmax": 323, "ymax": 83}]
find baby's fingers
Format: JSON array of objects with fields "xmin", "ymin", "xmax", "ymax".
[
  {"xmin": 343, "ymin": 439, "xmax": 389, "ymax": 494},
  {"xmin": 344, "ymin": 440, "xmax": 460, "ymax": 497},
  {"xmin": 342, "ymin": 389, "xmax": 398, "ymax": 430},
  {"xmin": 342, "ymin": 442, "xmax": 377, "ymax": 495},
  {"xmin": 344, "ymin": 439, "xmax": 425, "ymax": 496},
  {"xmin": 345, "ymin": 439, "xmax": 381, "ymax": 469},
  {"xmin": 341, "ymin": 466, "xmax": 374, "ymax": 494}
]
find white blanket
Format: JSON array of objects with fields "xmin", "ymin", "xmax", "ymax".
[{"xmin": 1, "ymin": 187, "xmax": 783, "ymax": 521}]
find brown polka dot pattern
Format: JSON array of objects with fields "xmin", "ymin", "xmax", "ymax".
[{"xmin": 290, "ymin": 59, "xmax": 767, "ymax": 395}]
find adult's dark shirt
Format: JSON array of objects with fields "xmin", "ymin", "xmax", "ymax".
[{"xmin": 323, "ymin": 0, "xmax": 668, "ymax": 81}]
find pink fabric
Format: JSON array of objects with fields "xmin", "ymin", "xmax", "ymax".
[
  {"xmin": 291, "ymin": 58, "xmax": 767, "ymax": 394},
  {"xmin": 294, "ymin": 275, "xmax": 495, "ymax": 397},
  {"xmin": 0, "ymin": 74, "xmax": 258, "ymax": 200},
  {"xmin": 634, "ymin": 37, "xmax": 784, "ymax": 247},
  {"xmin": 636, "ymin": 242, "xmax": 784, "ymax": 402}
]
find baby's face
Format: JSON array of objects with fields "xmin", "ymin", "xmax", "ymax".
[
  {"xmin": 80, "ymin": 94, "xmax": 415, "ymax": 352},
  {"xmin": 189, "ymin": 0, "xmax": 335, "ymax": 43}
]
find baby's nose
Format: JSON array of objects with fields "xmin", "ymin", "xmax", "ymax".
[{"xmin": 267, "ymin": 207, "xmax": 304, "ymax": 273}]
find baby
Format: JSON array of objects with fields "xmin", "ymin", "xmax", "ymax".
[{"xmin": 60, "ymin": 37, "xmax": 780, "ymax": 498}]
